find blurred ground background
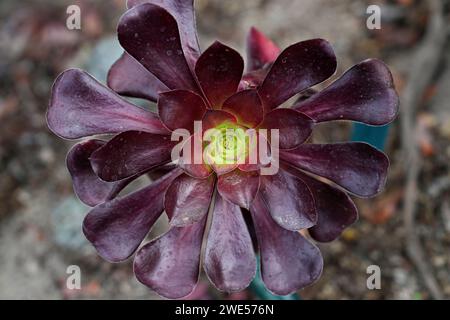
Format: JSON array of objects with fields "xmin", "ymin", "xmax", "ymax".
[{"xmin": 0, "ymin": 0, "xmax": 449, "ymax": 299}]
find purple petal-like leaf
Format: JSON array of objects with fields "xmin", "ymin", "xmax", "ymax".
[
  {"xmin": 222, "ymin": 89, "xmax": 263, "ymax": 128},
  {"xmin": 258, "ymin": 39, "xmax": 336, "ymax": 111},
  {"xmin": 90, "ymin": 131, "xmax": 175, "ymax": 181},
  {"xmin": 259, "ymin": 108, "xmax": 313, "ymax": 149},
  {"xmin": 67, "ymin": 139, "xmax": 134, "ymax": 207},
  {"xmin": 134, "ymin": 217, "xmax": 206, "ymax": 299},
  {"xmin": 47, "ymin": 69, "xmax": 169, "ymax": 139},
  {"xmin": 280, "ymin": 142, "xmax": 389, "ymax": 197},
  {"xmin": 107, "ymin": 52, "xmax": 168, "ymax": 101},
  {"xmin": 83, "ymin": 168, "xmax": 182, "ymax": 262},
  {"xmin": 250, "ymin": 195, "xmax": 323, "ymax": 295},
  {"xmin": 179, "ymin": 161, "xmax": 213, "ymax": 179},
  {"xmin": 259, "ymin": 169, "xmax": 316, "ymax": 231},
  {"xmin": 158, "ymin": 90, "xmax": 206, "ymax": 132},
  {"xmin": 285, "ymin": 167, "xmax": 358, "ymax": 242},
  {"xmin": 246, "ymin": 27, "xmax": 280, "ymax": 71},
  {"xmin": 178, "ymin": 132, "xmax": 213, "ymax": 179},
  {"xmin": 165, "ymin": 173, "xmax": 215, "ymax": 226},
  {"xmin": 147, "ymin": 163, "xmax": 177, "ymax": 181},
  {"xmin": 210, "ymin": 162, "xmax": 239, "ymax": 176},
  {"xmin": 202, "ymin": 109, "xmax": 237, "ymax": 131},
  {"xmin": 118, "ymin": 3, "xmax": 200, "ymax": 93},
  {"xmin": 204, "ymin": 194, "xmax": 256, "ymax": 292},
  {"xmin": 195, "ymin": 41, "xmax": 244, "ymax": 108},
  {"xmin": 126, "ymin": 0, "xmax": 201, "ymax": 69},
  {"xmin": 237, "ymin": 130, "xmax": 269, "ymax": 172},
  {"xmin": 238, "ymin": 162, "xmax": 261, "ymax": 172},
  {"xmin": 217, "ymin": 170, "xmax": 260, "ymax": 209},
  {"xmin": 294, "ymin": 59, "xmax": 399, "ymax": 125}
]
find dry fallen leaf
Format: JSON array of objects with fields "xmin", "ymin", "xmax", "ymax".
[{"xmin": 361, "ymin": 189, "xmax": 403, "ymax": 225}]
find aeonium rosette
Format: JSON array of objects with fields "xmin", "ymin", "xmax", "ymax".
[{"xmin": 47, "ymin": 0, "xmax": 399, "ymax": 298}]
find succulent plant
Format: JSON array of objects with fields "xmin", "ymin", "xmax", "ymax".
[{"xmin": 47, "ymin": 0, "xmax": 398, "ymax": 299}]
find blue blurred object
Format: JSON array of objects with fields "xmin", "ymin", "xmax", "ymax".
[
  {"xmin": 249, "ymin": 256, "xmax": 300, "ymax": 300},
  {"xmin": 350, "ymin": 123, "xmax": 390, "ymax": 150}
]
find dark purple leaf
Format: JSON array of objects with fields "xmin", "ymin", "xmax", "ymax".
[
  {"xmin": 222, "ymin": 89, "xmax": 263, "ymax": 128},
  {"xmin": 285, "ymin": 167, "xmax": 358, "ymax": 242},
  {"xmin": 178, "ymin": 132, "xmax": 213, "ymax": 179},
  {"xmin": 202, "ymin": 109, "xmax": 237, "ymax": 132},
  {"xmin": 134, "ymin": 217, "xmax": 206, "ymax": 299},
  {"xmin": 259, "ymin": 169, "xmax": 316, "ymax": 231},
  {"xmin": 237, "ymin": 130, "xmax": 269, "ymax": 172},
  {"xmin": 90, "ymin": 131, "xmax": 175, "ymax": 181},
  {"xmin": 217, "ymin": 170, "xmax": 260, "ymax": 209},
  {"xmin": 83, "ymin": 168, "xmax": 182, "ymax": 262},
  {"xmin": 258, "ymin": 39, "xmax": 336, "ymax": 111},
  {"xmin": 280, "ymin": 142, "xmax": 389, "ymax": 197},
  {"xmin": 67, "ymin": 139, "xmax": 134, "ymax": 207},
  {"xmin": 118, "ymin": 3, "xmax": 200, "ymax": 93},
  {"xmin": 259, "ymin": 108, "xmax": 313, "ymax": 149},
  {"xmin": 158, "ymin": 89, "xmax": 207, "ymax": 132},
  {"xmin": 204, "ymin": 194, "xmax": 256, "ymax": 292},
  {"xmin": 126, "ymin": 0, "xmax": 201, "ymax": 69},
  {"xmin": 294, "ymin": 59, "xmax": 399, "ymax": 125},
  {"xmin": 250, "ymin": 195, "xmax": 323, "ymax": 295},
  {"xmin": 179, "ymin": 161, "xmax": 213, "ymax": 179},
  {"xmin": 246, "ymin": 27, "xmax": 280, "ymax": 71},
  {"xmin": 147, "ymin": 163, "xmax": 177, "ymax": 181},
  {"xmin": 107, "ymin": 52, "xmax": 168, "ymax": 101},
  {"xmin": 210, "ymin": 162, "xmax": 239, "ymax": 176},
  {"xmin": 195, "ymin": 41, "xmax": 244, "ymax": 108},
  {"xmin": 47, "ymin": 69, "xmax": 169, "ymax": 139},
  {"xmin": 165, "ymin": 173, "xmax": 215, "ymax": 226}
]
